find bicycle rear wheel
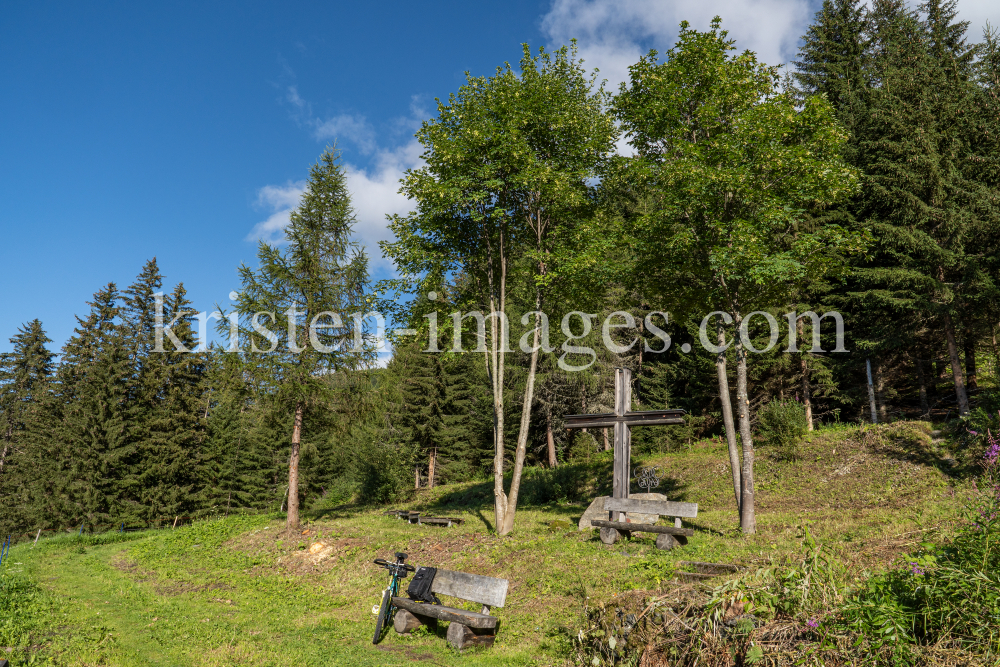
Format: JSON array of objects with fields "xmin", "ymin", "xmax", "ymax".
[{"xmin": 372, "ymin": 589, "xmax": 392, "ymax": 644}]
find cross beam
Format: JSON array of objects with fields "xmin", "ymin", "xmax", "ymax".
[{"xmin": 564, "ymin": 368, "xmax": 685, "ymax": 521}]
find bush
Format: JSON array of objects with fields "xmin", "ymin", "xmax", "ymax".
[{"xmin": 757, "ymin": 399, "xmax": 809, "ymax": 459}]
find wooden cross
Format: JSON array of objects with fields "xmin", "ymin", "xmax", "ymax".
[{"xmin": 565, "ymin": 368, "xmax": 685, "ymax": 521}]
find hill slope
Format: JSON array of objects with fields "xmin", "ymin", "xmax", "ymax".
[{"xmin": 0, "ymin": 422, "xmax": 973, "ymax": 666}]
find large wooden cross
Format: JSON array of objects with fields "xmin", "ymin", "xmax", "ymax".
[{"xmin": 565, "ymin": 368, "xmax": 685, "ymax": 521}]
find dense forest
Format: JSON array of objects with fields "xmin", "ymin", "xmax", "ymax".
[{"xmin": 2, "ymin": 0, "xmax": 998, "ymax": 538}]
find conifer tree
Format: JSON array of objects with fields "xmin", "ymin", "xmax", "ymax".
[
  {"xmin": 0, "ymin": 320, "xmax": 55, "ymax": 533},
  {"xmin": 227, "ymin": 146, "xmax": 370, "ymax": 530}
]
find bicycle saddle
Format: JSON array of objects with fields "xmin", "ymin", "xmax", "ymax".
[{"xmin": 394, "ymin": 552, "xmax": 408, "ymax": 561}]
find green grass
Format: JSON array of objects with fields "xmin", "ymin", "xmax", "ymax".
[{"xmin": 0, "ymin": 421, "xmax": 975, "ymax": 666}]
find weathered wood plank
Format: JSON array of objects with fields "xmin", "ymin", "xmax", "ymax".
[
  {"xmin": 603, "ymin": 497, "xmax": 698, "ymax": 518},
  {"xmin": 591, "ymin": 519, "xmax": 695, "ymax": 537},
  {"xmin": 431, "ymin": 569, "xmax": 508, "ymax": 608},
  {"xmin": 447, "ymin": 622, "xmax": 496, "ymax": 650},
  {"xmin": 391, "ymin": 597, "xmax": 498, "ymax": 629}
]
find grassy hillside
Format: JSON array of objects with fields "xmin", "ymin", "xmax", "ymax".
[{"xmin": 0, "ymin": 422, "xmax": 983, "ymax": 666}]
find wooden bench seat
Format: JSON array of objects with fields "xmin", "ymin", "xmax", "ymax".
[
  {"xmin": 392, "ymin": 568, "xmax": 509, "ymax": 649},
  {"xmin": 597, "ymin": 497, "xmax": 699, "ymax": 549}
]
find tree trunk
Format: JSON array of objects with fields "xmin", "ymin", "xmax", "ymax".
[
  {"xmin": 915, "ymin": 356, "xmax": 930, "ymax": 417},
  {"xmin": 488, "ymin": 292, "xmax": 508, "ymax": 533},
  {"xmin": 716, "ymin": 321, "xmax": 741, "ymax": 516},
  {"xmin": 287, "ymin": 402, "xmax": 304, "ymax": 530},
  {"xmin": 546, "ymin": 406, "xmax": 557, "ymax": 468},
  {"xmin": 964, "ymin": 334, "xmax": 978, "ymax": 392},
  {"xmin": 875, "ymin": 361, "xmax": 888, "ymax": 423},
  {"xmin": 798, "ymin": 317, "xmax": 813, "ymax": 431},
  {"xmin": 602, "ymin": 428, "xmax": 610, "ymax": 452},
  {"xmin": 866, "ymin": 359, "xmax": 878, "ymax": 423},
  {"xmin": 991, "ymin": 323, "xmax": 999, "ymax": 377},
  {"xmin": 499, "ymin": 303, "xmax": 542, "ymax": 536},
  {"xmin": 942, "ymin": 313, "xmax": 970, "ymax": 416},
  {"xmin": 428, "ymin": 448, "xmax": 436, "ymax": 490},
  {"xmin": 733, "ymin": 311, "xmax": 755, "ymax": 535},
  {"xmin": 415, "ymin": 465, "xmax": 420, "ymax": 490}
]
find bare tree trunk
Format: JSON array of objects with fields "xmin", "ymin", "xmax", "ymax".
[
  {"xmin": 716, "ymin": 321, "xmax": 741, "ymax": 516},
  {"xmin": 915, "ymin": 355, "xmax": 930, "ymax": 417},
  {"xmin": 428, "ymin": 448, "xmax": 436, "ymax": 490},
  {"xmin": 602, "ymin": 428, "xmax": 610, "ymax": 451},
  {"xmin": 875, "ymin": 361, "xmax": 888, "ymax": 423},
  {"xmin": 287, "ymin": 402, "xmax": 304, "ymax": 530},
  {"xmin": 798, "ymin": 317, "xmax": 813, "ymax": 431},
  {"xmin": 546, "ymin": 406, "xmax": 557, "ymax": 468},
  {"xmin": 866, "ymin": 359, "xmax": 878, "ymax": 423},
  {"xmin": 733, "ymin": 311, "xmax": 755, "ymax": 535},
  {"xmin": 500, "ymin": 304, "xmax": 542, "ymax": 536},
  {"xmin": 0, "ymin": 442, "xmax": 8, "ymax": 475},
  {"xmin": 943, "ymin": 313, "xmax": 970, "ymax": 416},
  {"xmin": 415, "ymin": 466, "xmax": 420, "ymax": 490},
  {"xmin": 964, "ymin": 334, "xmax": 978, "ymax": 392}
]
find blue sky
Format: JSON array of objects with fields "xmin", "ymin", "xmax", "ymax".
[{"xmin": 2, "ymin": 0, "xmax": 996, "ymax": 355}]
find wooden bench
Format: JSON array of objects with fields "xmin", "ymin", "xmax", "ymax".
[
  {"xmin": 391, "ymin": 569, "xmax": 509, "ymax": 649},
  {"xmin": 591, "ymin": 497, "xmax": 698, "ymax": 549},
  {"xmin": 382, "ymin": 510, "xmax": 465, "ymax": 527}
]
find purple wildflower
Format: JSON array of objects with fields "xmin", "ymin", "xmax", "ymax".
[
  {"xmin": 909, "ymin": 562, "xmax": 925, "ymax": 576},
  {"xmin": 806, "ymin": 618, "xmax": 819, "ymax": 629}
]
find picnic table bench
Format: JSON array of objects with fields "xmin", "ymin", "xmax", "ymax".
[
  {"xmin": 591, "ymin": 497, "xmax": 698, "ymax": 549},
  {"xmin": 391, "ymin": 569, "xmax": 509, "ymax": 649},
  {"xmin": 382, "ymin": 510, "xmax": 464, "ymax": 527}
]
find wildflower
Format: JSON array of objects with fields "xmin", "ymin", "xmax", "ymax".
[
  {"xmin": 806, "ymin": 618, "xmax": 819, "ymax": 629},
  {"xmin": 909, "ymin": 562, "xmax": 925, "ymax": 576}
]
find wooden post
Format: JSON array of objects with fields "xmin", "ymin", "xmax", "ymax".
[
  {"xmin": 866, "ymin": 359, "xmax": 878, "ymax": 424},
  {"xmin": 172, "ymin": 516, "xmax": 179, "ymax": 529},
  {"xmin": 611, "ymin": 368, "xmax": 632, "ymax": 522},
  {"xmin": 32, "ymin": 528, "xmax": 41, "ymax": 548}
]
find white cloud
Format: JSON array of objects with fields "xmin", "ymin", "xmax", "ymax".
[
  {"xmin": 313, "ymin": 113, "xmax": 377, "ymax": 154},
  {"xmin": 541, "ymin": 0, "xmax": 814, "ymax": 91},
  {"xmin": 246, "ymin": 181, "xmax": 306, "ymax": 243},
  {"xmin": 345, "ymin": 140, "xmax": 422, "ymax": 265}
]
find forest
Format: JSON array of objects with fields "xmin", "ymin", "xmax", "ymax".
[{"xmin": 2, "ymin": 0, "xmax": 999, "ymax": 541}]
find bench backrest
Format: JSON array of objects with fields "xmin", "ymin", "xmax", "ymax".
[
  {"xmin": 603, "ymin": 497, "xmax": 698, "ymax": 518},
  {"xmin": 430, "ymin": 569, "xmax": 508, "ymax": 608}
]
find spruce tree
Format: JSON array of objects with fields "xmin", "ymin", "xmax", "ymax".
[{"xmin": 0, "ymin": 320, "xmax": 55, "ymax": 533}]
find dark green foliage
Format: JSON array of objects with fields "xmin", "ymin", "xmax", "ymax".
[{"xmin": 756, "ymin": 399, "xmax": 809, "ymax": 459}]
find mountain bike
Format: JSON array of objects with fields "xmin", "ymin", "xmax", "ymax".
[{"xmin": 372, "ymin": 552, "xmax": 415, "ymax": 644}]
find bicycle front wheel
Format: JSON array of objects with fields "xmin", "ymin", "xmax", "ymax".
[{"xmin": 372, "ymin": 589, "xmax": 392, "ymax": 644}]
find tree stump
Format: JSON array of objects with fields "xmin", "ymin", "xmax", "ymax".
[
  {"xmin": 393, "ymin": 608, "xmax": 433, "ymax": 634},
  {"xmin": 446, "ymin": 621, "xmax": 496, "ymax": 649},
  {"xmin": 655, "ymin": 533, "xmax": 679, "ymax": 550},
  {"xmin": 599, "ymin": 526, "xmax": 620, "ymax": 545}
]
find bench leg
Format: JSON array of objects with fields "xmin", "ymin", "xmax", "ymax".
[
  {"xmin": 393, "ymin": 609, "xmax": 436, "ymax": 634},
  {"xmin": 446, "ymin": 622, "xmax": 496, "ymax": 649},
  {"xmin": 655, "ymin": 533, "xmax": 680, "ymax": 550}
]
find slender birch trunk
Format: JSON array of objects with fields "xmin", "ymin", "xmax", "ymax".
[
  {"xmin": 546, "ymin": 406, "xmax": 557, "ymax": 468},
  {"xmin": 287, "ymin": 402, "xmax": 304, "ymax": 530},
  {"xmin": 733, "ymin": 310, "xmax": 755, "ymax": 535},
  {"xmin": 716, "ymin": 321, "xmax": 741, "ymax": 515},
  {"xmin": 866, "ymin": 359, "xmax": 878, "ymax": 423},
  {"xmin": 875, "ymin": 361, "xmax": 888, "ymax": 423},
  {"xmin": 942, "ymin": 312, "xmax": 970, "ymax": 416},
  {"xmin": 797, "ymin": 316, "xmax": 813, "ymax": 431},
  {"xmin": 500, "ymin": 304, "xmax": 542, "ymax": 535}
]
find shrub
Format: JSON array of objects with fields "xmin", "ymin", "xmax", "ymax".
[{"xmin": 757, "ymin": 399, "xmax": 809, "ymax": 459}]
